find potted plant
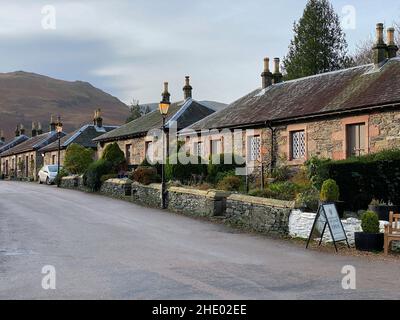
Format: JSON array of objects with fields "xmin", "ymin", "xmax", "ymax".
[
  {"xmin": 368, "ymin": 199, "xmax": 400, "ymax": 222},
  {"xmin": 355, "ymin": 211, "xmax": 384, "ymax": 252},
  {"xmin": 320, "ymin": 179, "xmax": 344, "ymax": 218}
]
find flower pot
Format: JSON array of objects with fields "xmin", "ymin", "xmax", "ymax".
[
  {"xmin": 354, "ymin": 232, "xmax": 384, "ymax": 252},
  {"xmin": 368, "ymin": 205, "xmax": 400, "ymax": 222}
]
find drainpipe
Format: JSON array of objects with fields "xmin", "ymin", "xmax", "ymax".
[{"xmin": 266, "ymin": 121, "xmax": 275, "ymax": 174}]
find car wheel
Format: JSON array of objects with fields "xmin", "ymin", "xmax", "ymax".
[
  {"xmin": 38, "ymin": 176, "xmax": 42, "ymax": 184},
  {"xmin": 46, "ymin": 177, "xmax": 50, "ymax": 185}
]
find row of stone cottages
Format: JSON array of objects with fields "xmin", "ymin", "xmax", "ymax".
[{"xmin": 1, "ymin": 23, "xmax": 400, "ymax": 181}]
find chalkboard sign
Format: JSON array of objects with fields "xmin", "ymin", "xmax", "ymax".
[{"xmin": 306, "ymin": 203, "xmax": 350, "ymax": 252}]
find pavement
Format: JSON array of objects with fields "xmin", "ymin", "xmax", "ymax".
[{"xmin": 0, "ymin": 180, "xmax": 399, "ymax": 300}]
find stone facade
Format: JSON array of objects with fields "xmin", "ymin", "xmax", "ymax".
[
  {"xmin": 225, "ymin": 194, "xmax": 295, "ymax": 236},
  {"xmin": 1, "ymin": 151, "xmax": 42, "ymax": 181},
  {"xmin": 184, "ymin": 110, "xmax": 400, "ymax": 170},
  {"xmin": 43, "ymin": 149, "xmax": 66, "ymax": 167},
  {"xmin": 97, "ymin": 136, "xmax": 147, "ymax": 167},
  {"xmin": 100, "ymin": 178, "xmax": 132, "ymax": 199}
]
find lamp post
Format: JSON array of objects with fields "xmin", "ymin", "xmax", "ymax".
[
  {"xmin": 159, "ymin": 82, "xmax": 170, "ymax": 209},
  {"xmin": 55, "ymin": 116, "xmax": 63, "ymax": 187}
]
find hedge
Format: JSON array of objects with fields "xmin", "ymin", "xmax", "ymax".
[{"xmin": 307, "ymin": 150, "xmax": 400, "ymax": 211}]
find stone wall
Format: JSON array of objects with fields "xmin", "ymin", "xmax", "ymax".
[
  {"xmin": 225, "ymin": 194, "xmax": 295, "ymax": 236},
  {"xmin": 289, "ymin": 209, "xmax": 400, "ymax": 250},
  {"xmin": 131, "ymin": 182, "xmax": 162, "ymax": 208},
  {"xmin": 60, "ymin": 175, "xmax": 80, "ymax": 189},
  {"xmin": 168, "ymin": 187, "xmax": 229, "ymax": 217},
  {"xmin": 100, "ymin": 178, "xmax": 132, "ymax": 199}
]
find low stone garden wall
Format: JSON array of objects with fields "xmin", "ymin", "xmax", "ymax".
[
  {"xmin": 100, "ymin": 178, "xmax": 132, "ymax": 199},
  {"xmin": 225, "ymin": 194, "xmax": 295, "ymax": 236},
  {"xmin": 60, "ymin": 175, "xmax": 80, "ymax": 189},
  {"xmin": 289, "ymin": 209, "xmax": 400, "ymax": 250},
  {"xmin": 131, "ymin": 182, "xmax": 162, "ymax": 208}
]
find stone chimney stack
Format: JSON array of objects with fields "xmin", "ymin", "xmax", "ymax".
[
  {"xmin": 93, "ymin": 109, "xmax": 103, "ymax": 127},
  {"xmin": 15, "ymin": 125, "xmax": 20, "ymax": 137},
  {"xmin": 261, "ymin": 57, "xmax": 273, "ymax": 89},
  {"xmin": 162, "ymin": 82, "xmax": 171, "ymax": 103},
  {"xmin": 272, "ymin": 58, "xmax": 283, "ymax": 84},
  {"xmin": 387, "ymin": 27, "xmax": 399, "ymax": 59},
  {"xmin": 0, "ymin": 130, "xmax": 5, "ymax": 143},
  {"xmin": 37, "ymin": 122, "xmax": 43, "ymax": 135},
  {"xmin": 19, "ymin": 124, "xmax": 25, "ymax": 136},
  {"xmin": 373, "ymin": 23, "xmax": 388, "ymax": 65},
  {"xmin": 31, "ymin": 122, "xmax": 37, "ymax": 137},
  {"xmin": 183, "ymin": 76, "xmax": 193, "ymax": 100},
  {"xmin": 49, "ymin": 115, "xmax": 56, "ymax": 132}
]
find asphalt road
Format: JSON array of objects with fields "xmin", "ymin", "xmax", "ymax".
[{"xmin": 0, "ymin": 181, "xmax": 399, "ymax": 300}]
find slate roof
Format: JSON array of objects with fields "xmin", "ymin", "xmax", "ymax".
[
  {"xmin": 39, "ymin": 124, "xmax": 118, "ymax": 153},
  {"xmin": 94, "ymin": 98, "xmax": 215, "ymax": 142},
  {"xmin": 0, "ymin": 135, "xmax": 30, "ymax": 155},
  {"xmin": 0, "ymin": 131, "xmax": 66, "ymax": 156},
  {"xmin": 189, "ymin": 58, "xmax": 400, "ymax": 130}
]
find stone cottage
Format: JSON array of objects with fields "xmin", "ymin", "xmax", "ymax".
[
  {"xmin": 39, "ymin": 110, "xmax": 118, "ymax": 166},
  {"xmin": 185, "ymin": 24, "xmax": 400, "ymax": 173},
  {"xmin": 94, "ymin": 77, "xmax": 222, "ymax": 167},
  {"xmin": 0, "ymin": 126, "xmax": 30, "ymax": 177},
  {"xmin": 0, "ymin": 119, "xmax": 66, "ymax": 180}
]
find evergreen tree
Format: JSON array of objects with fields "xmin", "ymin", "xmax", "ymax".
[{"xmin": 283, "ymin": 0, "xmax": 352, "ymax": 80}]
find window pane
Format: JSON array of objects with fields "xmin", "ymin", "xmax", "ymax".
[{"xmin": 291, "ymin": 131, "xmax": 306, "ymax": 159}]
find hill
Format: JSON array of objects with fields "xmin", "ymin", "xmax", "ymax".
[{"xmin": 0, "ymin": 71, "xmax": 129, "ymax": 140}]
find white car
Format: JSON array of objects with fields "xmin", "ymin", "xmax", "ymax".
[{"xmin": 38, "ymin": 165, "xmax": 61, "ymax": 185}]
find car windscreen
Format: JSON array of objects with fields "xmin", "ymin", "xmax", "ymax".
[{"xmin": 48, "ymin": 166, "xmax": 59, "ymax": 173}]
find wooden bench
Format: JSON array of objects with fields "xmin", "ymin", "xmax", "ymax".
[{"xmin": 384, "ymin": 212, "xmax": 400, "ymax": 255}]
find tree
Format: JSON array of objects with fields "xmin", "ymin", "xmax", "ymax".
[
  {"xmin": 283, "ymin": 0, "xmax": 352, "ymax": 80},
  {"xmin": 101, "ymin": 142, "xmax": 126, "ymax": 172},
  {"xmin": 64, "ymin": 143, "xmax": 94, "ymax": 174},
  {"xmin": 126, "ymin": 99, "xmax": 152, "ymax": 123}
]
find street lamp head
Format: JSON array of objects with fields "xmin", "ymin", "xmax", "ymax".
[
  {"xmin": 56, "ymin": 116, "xmax": 63, "ymax": 133},
  {"xmin": 159, "ymin": 81, "xmax": 171, "ymax": 116}
]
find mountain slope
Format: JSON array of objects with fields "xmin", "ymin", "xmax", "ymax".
[{"xmin": 0, "ymin": 71, "xmax": 129, "ymax": 140}]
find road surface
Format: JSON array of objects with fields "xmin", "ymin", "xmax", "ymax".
[{"xmin": 0, "ymin": 181, "xmax": 399, "ymax": 299}]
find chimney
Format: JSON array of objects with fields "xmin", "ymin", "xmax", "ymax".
[
  {"xmin": 49, "ymin": 115, "xmax": 56, "ymax": 132},
  {"xmin": 261, "ymin": 57, "xmax": 273, "ymax": 89},
  {"xmin": 272, "ymin": 58, "xmax": 283, "ymax": 84},
  {"xmin": 161, "ymin": 82, "xmax": 171, "ymax": 103},
  {"xmin": 15, "ymin": 125, "xmax": 20, "ymax": 137},
  {"xmin": 387, "ymin": 27, "xmax": 399, "ymax": 59},
  {"xmin": 373, "ymin": 23, "xmax": 388, "ymax": 65},
  {"xmin": 37, "ymin": 122, "xmax": 43, "ymax": 135},
  {"xmin": 19, "ymin": 124, "xmax": 25, "ymax": 136},
  {"xmin": 183, "ymin": 76, "xmax": 193, "ymax": 100},
  {"xmin": 93, "ymin": 108, "xmax": 103, "ymax": 127},
  {"xmin": 0, "ymin": 130, "xmax": 5, "ymax": 143},
  {"xmin": 31, "ymin": 122, "xmax": 37, "ymax": 137}
]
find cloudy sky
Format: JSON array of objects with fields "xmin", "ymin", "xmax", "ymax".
[{"xmin": 0, "ymin": 0, "xmax": 399, "ymax": 105}]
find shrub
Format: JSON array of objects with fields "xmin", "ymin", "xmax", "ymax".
[
  {"xmin": 132, "ymin": 167, "xmax": 161, "ymax": 185},
  {"xmin": 217, "ymin": 175, "xmax": 243, "ymax": 192},
  {"xmin": 320, "ymin": 179, "xmax": 340, "ymax": 202},
  {"xmin": 165, "ymin": 153, "xmax": 207, "ymax": 183},
  {"xmin": 361, "ymin": 211, "xmax": 380, "ymax": 234},
  {"xmin": 207, "ymin": 153, "xmax": 245, "ymax": 183},
  {"xmin": 140, "ymin": 157, "xmax": 162, "ymax": 175},
  {"xmin": 85, "ymin": 159, "xmax": 112, "ymax": 191},
  {"xmin": 268, "ymin": 181, "xmax": 298, "ymax": 201},
  {"xmin": 305, "ymin": 156, "xmax": 331, "ymax": 190},
  {"xmin": 296, "ymin": 187, "xmax": 320, "ymax": 212},
  {"xmin": 101, "ymin": 143, "xmax": 126, "ymax": 172},
  {"xmin": 64, "ymin": 143, "xmax": 94, "ymax": 174},
  {"xmin": 270, "ymin": 165, "xmax": 291, "ymax": 182},
  {"xmin": 54, "ymin": 168, "xmax": 69, "ymax": 186},
  {"xmin": 100, "ymin": 174, "xmax": 118, "ymax": 184}
]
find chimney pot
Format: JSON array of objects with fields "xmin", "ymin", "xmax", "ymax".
[
  {"xmin": 161, "ymin": 82, "xmax": 171, "ymax": 103},
  {"xmin": 94, "ymin": 108, "xmax": 103, "ymax": 127},
  {"xmin": 387, "ymin": 27, "xmax": 399, "ymax": 59},
  {"xmin": 373, "ymin": 23, "xmax": 388, "ymax": 65},
  {"xmin": 19, "ymin": 124, "xmax": 25, "ymax": 136},
  {"xmin": 49, "ymin": 115, "xmax": 56, "ymax": 132},
  {"xmin": 261, "ymin": 57, "xmax": 273, "ymax": 89},
  {"xmin": 37, "ymin": 122, "xmax": 43, "ymax": 135},
  {"xmin": 272, "ymin": 58, "xmax": 283, "ymax": 84},
  {"xmin": 0, "ymin": 130, "xmax": 5, "ymax": 143},
  {"xmin": 15, "ymin": 125, "xmax": 20, "ymax": 137},
  {"xmin": 183, "ymin": 76, "xmax": 193, "ymax": 100},
  {"xmin": 31, "ymin": 121, "xmax": 37, "ymax": 137}
]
